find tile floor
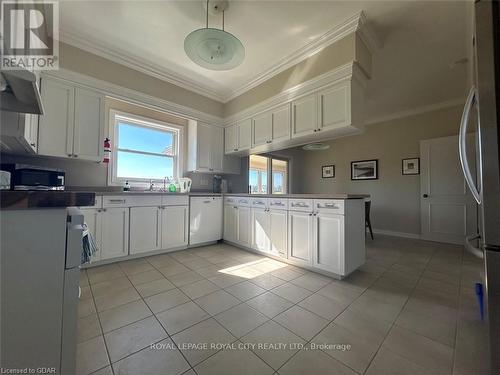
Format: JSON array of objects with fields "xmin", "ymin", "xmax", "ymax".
[{"xmin": 77, "ymin": 235, "xmax": 489, "ymax": 375}]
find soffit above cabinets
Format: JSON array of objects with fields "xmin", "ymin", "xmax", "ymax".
[{"xmin": 59, "ymin": 1, "xmax": 471, "ymax": 123}]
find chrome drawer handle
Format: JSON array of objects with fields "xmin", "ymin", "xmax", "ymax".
[
  {"xmin": 108, "ymin": 199, "xmax": 126, "ymax": 203},
  {"xmin": 320, "ymin": 203, "xmax": 338, "ymax": 209},
  {"xmin": 292, "ymin": 203, "xmax": 307, "ymax": 207}
]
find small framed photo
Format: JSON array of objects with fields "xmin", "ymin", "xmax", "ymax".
[
  {"xmin": 351, "ymin": 159, "xmax": 378, "ymax": 180},
  {"xmin": 322, "ymin": 165, "xmax": 335, "ymax": 178},
  {"xmin": 402, "ymin": 158, "xmax": 420, "ymax": 175}
]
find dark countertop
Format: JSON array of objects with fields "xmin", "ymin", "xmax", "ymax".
[
  {"xmin": 224, "ymin": 193, "xmax": 370, "ymax": 199},
  {"xmin": 1, "ymin": 191, "xmax": 96, "ymax": 209}
]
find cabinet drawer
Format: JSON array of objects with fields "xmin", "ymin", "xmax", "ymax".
[
  {"xmin": 251, "ymin": 198, "xmax": 268, "ymax": 208},
  {"xmin": 80, "ymin": 195, "xmax": 102, "ymax": 209},
  {"xmin": 102, "ymin": 196, "xmax": 130, "ymax": 208},
  {"xmin": 314, "ymin": 199, "xmax": 344, "ymax": 214},
  {"xmin": 268, "ymin": 198, "xmax": 288, "ymax": 210},
  {"xmin": 236, "ymin": 197, "xmax": 251, "ymax": 207},
  {"xmin": 126, "ymin": 196, "xmax": 162, "ymax": 207},
  {"xmin": 288, "ymin": 199, "xmax": 313, "ymax": 212},
  {"xmin": 225, "ymin": 197, "xmax": 237, "ymax": 205},
  {"xmin": 162, "ymin": 195, "xmax": 188, "ymax": 206}
]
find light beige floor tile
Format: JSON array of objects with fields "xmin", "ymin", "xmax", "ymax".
[
  {"xmin": 135, "ymin": 278, "xmax": 176, "ymax": 297},
  {"xmin": 246, "ymin": 292, "xmax": 293, "ymax": 318},
  {"xmin": 180, "ymin": 279, "xmax": 220, "ymax": 299},
  {"xmin": 194, "ymin": 290, "xmax": 241, "ymax": 315},
  {"xmin": 271, "ymin": 283, "xmax": 313, "ymax": 303},
  {"xmin": 104, "ymin": 316, "xmax": 168, "ymax": 363},
  {"xmin": 144, "ymin": 288, "xmax": 190, "ymax": 314},
  {"xmin": 87, "ymin": 267, "xmax": 125, "ymax": 284},
  {"xmin": 145, "ymin": 253, "xmax": 175, "ymax": 267},
  {"xmin": 172, "ymin": 318, "xmax": 236, "ymax": 366},
  {"xmin": 316, "ymin": 282, "xmax": 362, "ymax": 305},
  {"xmin": 78, "ymin": 298, "xmax": 97, "ymax": 318},
  {"xmin": 76, "ymin": 335, "xmax": 110, "ymax": 375},
  {"xmin": 278, "ymin": 347, "xmax": 357, "ymax": 375},
  {"xmin": 182, "ymin": 257, "xmax": 212, "ymax": 270},
  {"xmin": 334, "ymin": 307, "xmax": 392, "ymax": 344},
  {"xmin": 169, "ymin": 271, "xmax": 205, "ymax": 287},
  {"xmin": 349, "ymin": 294, "xmax": 402, "ymax": 324},
  {"xmin": 298, "ymin": 293, "xmax": 346, "ymax": 320},
  {"xmin": 91, "ymin": 277, "xmax": 133, "ymax": 298},
  {"xmin": 194, "ymin": 347, "xmax": 274, "ymax": 375},
  {"xmin": 311, "ymin": 323, "xmax": 378, "ymax": 374},
  {"xmin": 195, "ymin": 264, "xmax": 225, "ymax": 278},
  {"xmin": 158, "ymin": 262, "xmax": 191, "ymax": 277},
  {"xmin": 208, "ymin": 273, "xmax": 246, "ymax": 288},
  {"xmin": 271, "ymin": 267, "xmax": 304, "ymax": 281},
  {"xmin": 362, "ymin": 283, "xmax": 410, "ymax": 308},
  {"xmin": 396, "ymin": 308, "xmax": 456, "ymax": 347},
  {"xmin": 80, "ymin": 285, "xmax": 92, "ymax": 300},
  {"xmin": 77, "ymin": 313, "xmax": 102, "ymax": 343},
  {"xmin": 80, "ymin": 271, "xmax": 90, "ymax": 287},
  {"xmin": 156, "ymin": 301, "xmax": 209, "ymax": 335},
  {"xmin": 128, "ymin": 269, "xmax": 165, "ymax": 286},
  {"xmin": 214, "ymin": 303, "xmax": 269, "ymax": 338},
  {"xmin": 89, "ymin": 366, "xmax": 113, "ymax": 375},
  {"xmin": 94, "ymin": 287, "xmax": 141, "ymax": 312},
  {"xmin": 224, "ymin": 281, "xmax": 266, "ymax": 301},
  {"xmin": 274, "ymin": 305, "xmax": 328, "ymax": 341},
  {"xmin": 112, "ymin": 338, "xmax": 190, "ymax": 375},
  {"xmin": 99, "ymin": 299, "xmax": 152, "ymax": 333},
  {"xmin": 290, "ymin": 272, "xmax": 332, "ymax": 292},
  {"xmin": 119, "ymin": 259, "xmax": 155, "ymax": 275},
  {"xmin": 249, "ymin": 273, "xmax": 287, "ymax": 290},
  {"xmin": 365, "ymin": 347, "xmax": 428, "ymax": 375},
  {"xmin": 382, "ymin": 326, "xmax": 454, "ymax": 375},
  {"xmin": 242, "ymin": 320, "xmax": 305, "ymax": 370}
]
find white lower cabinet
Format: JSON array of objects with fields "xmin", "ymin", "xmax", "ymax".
[
  {"xmin": 81, "ymin": 208, "xmax": 102, "ymax": 262},
  {"xmin": 269, "ymin": 209, "xmax": 287, "ymax": 257},
  {"xmin": 130, "ymin": 206, "xmax": 161, "ymax": 254},
  {"xmin": 224, "ymin": 204, "xmax": 238, "ymax": 242},
  {"xmin": 287, "ymin": 211, "xmax": 313, "ymax": 265},
  {"xmin": 237, "ymin": 206, "xmax": 251, "ymax": 245},
  {"xmin": 252, "ymin": 208, "xmax": 271, "ymax": 253},
  {"xmin": 313, "ymin": 212, "xmax": 344, "ymax": 274},
  {"xmin": 100, "ymin": 208, "xmax": 129, "ymax": 260},
  {"xmin": 161, "ymin": 206, "xmax": 189, "ymax": 249}
]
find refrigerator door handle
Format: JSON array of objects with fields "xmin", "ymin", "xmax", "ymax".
[
  {"xmin": 459, "ymin": 86, "xmax": 482, "ymax": 204},
  {"xmin": 465, "ymin": 234, "xmax": 484, "ymax": 259}
]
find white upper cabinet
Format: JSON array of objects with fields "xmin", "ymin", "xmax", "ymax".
[
  {"xmin": 211, "ymin": 125, "xmax": 224, "ymax": 172},
  {"xmin": 38, "ymin": 78, "xmax": 75, "ymax": 158},
  {"xmin": 318, "ymin": 83, "xmax": 350, "ymax": 131},
  {"xmin": 237, "ymin": 118, "xmax": 252, "ymax": 151},
  {"xmin": 291, "ymin": 93, "xmax": 318, "ymax": 138},
  {"xmin": 224, "ymin": 125, "xmax": 238, "ymax": 153},
  {"xmin": 271, "ymin": 103, "xmax": 291, "ymax": 142},
  {"xmin": 252, "ymin": 112, "xmax": 272, "ymax": 147},
  {"xmin": 38, "ymin": 77, "xmax": 104, "ymax": 161}
]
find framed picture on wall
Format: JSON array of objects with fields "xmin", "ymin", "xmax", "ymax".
[
  {"xmin": 351, "ymin": 159, "xmax": 378, "ymax": 180},
  {"xmin": 402, "ymin": 158, "xmax": 420, "ymax": 175},
  {"xmin": 322, "ymin": 165, "xmax": 335, "ymax": 178}
]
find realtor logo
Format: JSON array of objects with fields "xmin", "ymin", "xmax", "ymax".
[{"xmin": 1, "ymin": 0, "xmax": 59, "ymax": 70}]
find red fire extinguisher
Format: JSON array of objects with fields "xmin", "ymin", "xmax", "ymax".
[{"xmin": 103, "ymin": 138, "xmax": 111, "ymax": 163}]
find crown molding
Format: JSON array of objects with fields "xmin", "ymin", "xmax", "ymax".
[
  {"xmin": 41, "ymin": 68, "xmax": 224, "ymax": 125},
  {"xmin": 59, "ymin": 30, "xmax": 227, "ymax": 102},
  {"xmin": 222, "ymin": 11, "xmax": 381, "ymax": 103}
]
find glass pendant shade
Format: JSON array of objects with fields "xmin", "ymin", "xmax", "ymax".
[{"xmin": 184, "ymin": 28, "xmax": 245, "ymax": 71}]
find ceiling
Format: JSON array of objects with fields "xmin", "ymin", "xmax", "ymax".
[{"xmin": 59, "ymin": 0, "xmax": 473, "ymax": 121}]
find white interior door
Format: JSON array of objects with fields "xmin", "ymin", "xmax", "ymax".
[{"xmin": 420, "ymin": 135, "xmax": 477, "ymax": 244}]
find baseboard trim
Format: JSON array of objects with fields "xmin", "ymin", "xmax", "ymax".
[{"xmin": 371, "ymin": 229, "xmax": 421, "ymax": 240}]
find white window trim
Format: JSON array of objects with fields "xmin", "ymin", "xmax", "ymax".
[{"xmin": 108, "ymin": 109, "xmax": 185, "ymax": 187}]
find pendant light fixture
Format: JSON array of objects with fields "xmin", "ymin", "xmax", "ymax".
[{"xmin": 184, "ymin": 0, "xmax": 245, "ymax": 71}]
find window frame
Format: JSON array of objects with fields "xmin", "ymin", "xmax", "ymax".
[
  {"xmin": 108, "ymin": 109, "xmax": 184, "ymax": 186},
  {"xmin": 248, "ymin": 154, "xmax": 289, "ymax": 195}
]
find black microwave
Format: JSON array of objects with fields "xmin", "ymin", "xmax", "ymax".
[{"xmin": 0, "ymin": 164, "xmax": 65, "ymax": 190}]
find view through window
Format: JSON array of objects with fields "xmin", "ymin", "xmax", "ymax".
[{"xmin": 249, "ymin": 155, "xmax": 288, "ymax": 194}]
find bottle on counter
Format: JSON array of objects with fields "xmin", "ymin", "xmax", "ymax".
[{"xmin": 124, "ymin": 180, "xmax": 130, "ymax": 191}]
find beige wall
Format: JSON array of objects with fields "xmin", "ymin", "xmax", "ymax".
[
  {"xmin": 224, "ymin": 33, "xmax": 368, "ymax": 117},
  {"xmin": 279, "ymin": 106, "xmax": 463, "ymax": 236},
  {"xmin": 59, "ymin": 43, "xmax": 224, "ymax": 118}
]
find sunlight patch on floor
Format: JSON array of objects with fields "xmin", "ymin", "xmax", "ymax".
[{"xmin": 217, "ymin": 258, "xmax": 288, "ymax": 279}]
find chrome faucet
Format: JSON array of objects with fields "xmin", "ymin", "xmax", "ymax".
[
  {"xmin": 148, "ymin": 179, "xmax": 155, "ymax": 191},
  {"xmin": 163, "ymin": 176, "xmax": 168, "ymax": 191}
]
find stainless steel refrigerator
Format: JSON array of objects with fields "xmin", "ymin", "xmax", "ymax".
[{"xmin": 460, "ymin": 1, "xmax": 500, "ymax": 374}]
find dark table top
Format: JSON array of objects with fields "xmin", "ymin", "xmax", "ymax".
[{"xmin": 1, "ymin": 191, "xmax": 96, "ymax": 209}]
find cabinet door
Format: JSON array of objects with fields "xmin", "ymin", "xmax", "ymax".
[
  {"xmin": 130, "ymin": 206, "xmax": 161, "ymax": 254},
  {"xmin": 237, "ymin": 206, "xmax": 251, "ymax": 245},
  {"xmin": 272, "ymin": 104, "xmax": 291, "ymax": 142},
  {"xmin": 38, "ymin": 78, "xmax": 75, "ymax": 158},
  {"xmin": 238, "ymin": 119, "xmax": 252, "ymax": 150},
  {"xmin": 314, "ymin": 213, "xmax": 344, "ymax": 274},
  {"xmin": 318, "ymin": 84, "xmax": 349, "ymax": 131},
  {"xmin": 161, "ymin": 206, "xmax": 188, "ymax": 249},
  {"xmin": 292, "ymin": 94, "xmax": 317, "ymax": 138},
  {"xmin": 73, "ymin": 87, "xmax": 104, "ymax": 161},
  {"xmin": 211, "ymin": 126, "xmax": 224, "ymax": 172},
  {"xmin": 224, "ymin": 204, "xmax": 238, "ymax": 242},
  {"xmin": 252, "ymin": 208, "xmax": 270, "ymax": 252},
  {"xmin": 100, "ymin": 208, "xmax": 129, "ymax": 260},
  {"xmin": 24, "ymin": 114, "xmax": 39, "ymax": 152},
  {"xmin": 288, "ymin": 211, "xmax": 313, "ymax": 265},
  {"xmin": 252, "ymin": 112, "xmax": 272, "ymax": 147},
  {"xmin": 81, "ymin": 208, "xmax": 102, "ymax": 262},
  {"xmin": 225, "ymin": 125, "xmax": 238, "ymax": 153},
  {"xmin": 269, "ymin": 209, "xmax": 287, "ymax": 257},
  {"xmin": 197, "ymin": 122, "xmax": 212, "ymax": 171}
]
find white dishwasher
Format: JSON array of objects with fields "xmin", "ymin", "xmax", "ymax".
[{"xmin": 189, "ymin": 196, "xmax": 223, "ymax": 246}]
